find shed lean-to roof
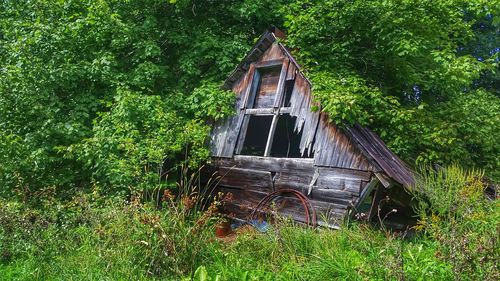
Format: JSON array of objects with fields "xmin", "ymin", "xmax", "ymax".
[
  {"xmin": 345, "ymin": 125, "xmax": 415, "ymax": 187},
  {"xmin": 223, "ymin": 28, "xmax": 415, "ymax": 188}
]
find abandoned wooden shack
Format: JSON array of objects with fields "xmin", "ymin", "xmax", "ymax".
[{"xmin": 208, "ymin": 28, "xmax": 415, "ymax": 228}]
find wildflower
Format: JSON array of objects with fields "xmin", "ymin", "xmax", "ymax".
[
  {"xmin": 162, "ymin": 189, "xmax": 175, "ymax": 202},
  {"xmin": 181, "ymin": 195, "xmax": 196, "ymax": 211}
]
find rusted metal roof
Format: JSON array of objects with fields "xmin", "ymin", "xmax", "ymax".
[{"xmin": 345, "ymin": 124, "xmax": 415, "ymax": 187}]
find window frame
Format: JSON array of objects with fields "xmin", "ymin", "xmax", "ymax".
[{"xmin": 236, "ymin": 59, "xmax": 301, "ymax": 157}]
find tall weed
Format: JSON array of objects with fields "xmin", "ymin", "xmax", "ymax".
[{"xmin": 411, "ymin": 165, "xmax": 499, "ymax": 280}]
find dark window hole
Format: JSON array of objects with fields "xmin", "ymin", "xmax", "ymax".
[
  {"xmin": 271, "ymin": 114, "xmax": 312, "ymax": 158},
  {"xmin": 240, "ymin": 115, "xmax": 272, "ymax": 156}
]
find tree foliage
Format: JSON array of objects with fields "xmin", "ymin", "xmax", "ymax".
[
  {"xmin": 284, "ymin": 0, "xmax": 500, "ymax": 179},
  {"xmin": 0, "ymin": 0, "xmax": 498, "ymax": 196},
  {"xmin": 0, "ymin": 0, "xmax": 283, "ymax": 195}
]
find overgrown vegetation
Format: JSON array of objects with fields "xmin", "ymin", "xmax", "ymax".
[
  {"xmin": 0, "ymin": 0, "xmax": 499, "ymax": 280},
  {"xmin": 1, "ymin": 0, "xmax": 499, "ymax": 196},
  {"xmin": 411, "ymin": 165, "xmax": 499, "ymax": 280},
  {"xmin": 1, "ymin": 166, "xmax": 497, "ymax": 280},
  {"xmin": 285, "ymin": 0, "xmax": 500, "ymax": 178}
]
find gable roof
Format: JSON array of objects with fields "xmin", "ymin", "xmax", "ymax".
[
  {"xmin": 223, "ymin": 29, "xmax": 415, "ymax": 187},
  {"xmin": 223, "ymin": 28, "xmax": 309, "ymax": 90}
]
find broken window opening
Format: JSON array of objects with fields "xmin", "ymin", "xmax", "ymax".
[
  {"xmin": 240, "ymin": 115, "xmax": 273, "ymax": 156},
  {"xmin": 270, "ymin": 114, "xmax": 311, "ymax": 158},
  {"xmin": 237, "ymin": 61, "xmax": 314, "ymax": 158}
]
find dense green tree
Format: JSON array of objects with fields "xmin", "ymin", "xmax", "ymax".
[
  {"xmin": 284, "ymin": 0, "xmax": 500, "ymax": 179},
  {"xmin": 0, "ymin": 0, "xmax": 286, "ymax": 195},
  {"xmin": 0, "ymin": 0, "xmax": 498, "ymax": 198}
]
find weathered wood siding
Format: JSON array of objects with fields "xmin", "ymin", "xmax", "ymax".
[
  {"xmin": 257, "ymin": 43, "xmax": 286, "ymax": 63},
  {"xmin": 209, "ymin": 75, "xmax": 245, "ymax": 157},
  {"xmin": 313, "ymin": 115, "xmax": 374, "ymax": 170},
  {"xmin": 288, "ymin": 72, "xmax": 319, "ymax": 156},
  {"xmin": 210, "ymin": 32, "xmax": 383, "ymax": 227},
  {"xmin": 211, "ymin": 156, "xmax": 373, "ymax": 227}
]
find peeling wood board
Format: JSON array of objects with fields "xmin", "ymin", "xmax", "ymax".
[
  {"xmin": 215, "ymin": 155, "xmax": 315, "ymax": 174},
  {"xmin": 288, "ymin": 74, "xmax": 319, "ymax": 156},
  {"xmin": 217, "ymin": 167, "xmax": 273, "ymax": 192}
]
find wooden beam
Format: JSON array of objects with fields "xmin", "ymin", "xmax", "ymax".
[
  {"xmin": 234, "ymin": 115, "xmax": 250, "ymax": 154},
  {"xmin": 264, "ymin": 115, "xmax": 279, "ymax": 156},
  {"xmin": 375, "ymin": 172, "xmax": 393, "ymax": 188},
  {"xmin": 278, "ymin": 107, "xmax": 291, "ymax": 114},
  {"xmin": 214, "ymin": 155, "xmax": 315, "ymax": 173},
  {"xmin": 240, "ymin": 65, "xmax": 259, "ymax": 109},
  {"xmin": 253, "ymin": 59, "xmax": 284, "ymax": 69},
  {"xmin": 273, "ymin": 59, "xmax": 290, "ymax": 108},
  {"xmin": 245, "ymin": 108, "xmax": 274, "ymax": 115}
]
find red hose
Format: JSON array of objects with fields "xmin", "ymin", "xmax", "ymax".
[
  {"xmin": 250, "ymin": 189, "xmax": 317, "ymax": 227},
  {"xmin": 253, "ymin": 190, "xmax": 311, "ymax": 225}
]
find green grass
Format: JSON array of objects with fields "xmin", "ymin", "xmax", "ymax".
[
  {"xmin": 1, "ymin": 166, "xmax": 498, "ymax": 280},
  {"xmin": 196, "ymin": 222, "xmax": 454, "ymax": 281},
  {"xmin": 0, "ymin": 198, "xmax": 458, "ymax": 281}
]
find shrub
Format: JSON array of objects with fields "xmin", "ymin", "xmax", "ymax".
[
  {"xmin": 411, "ymin": 165, "xmax": 499, "ymax": 280},
  {"xmin": 0, "ymin": 180, "xmax": 223, "ymax": 279},
  {"xmin": 75, "ymin": 88, "xmax": 211, "ymax": 195}
]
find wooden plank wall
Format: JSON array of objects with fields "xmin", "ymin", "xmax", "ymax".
[
  {"xmin": 313, "ymin": 115, "xmax": 374, "ymax": 170},
  {"xmin": 212, "ymin": 156, "xmax": 372, "ymax": 227},
  {"xmin": 216, "ymin": 33, "xmax": 376, "ymax": 172}
]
